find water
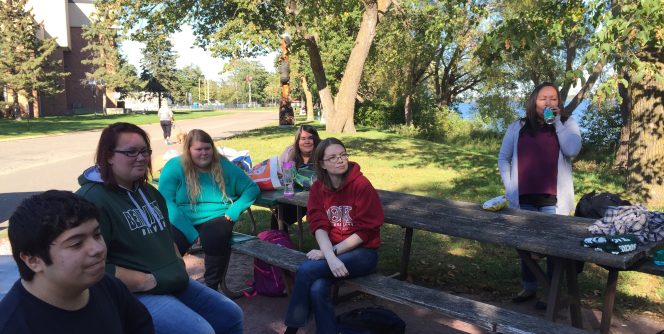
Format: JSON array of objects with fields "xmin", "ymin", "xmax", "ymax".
[{"xmin": 454, "ymin": 100, "xmax": 592, "ymax": 131}]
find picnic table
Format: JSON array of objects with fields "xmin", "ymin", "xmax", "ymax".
[{"xmin": 274, "ymin": 189, "xmax": 664, "ymax": 334}]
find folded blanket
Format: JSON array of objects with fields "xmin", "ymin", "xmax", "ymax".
[
  {"xmin": 581, "ymin": 234, "xmax": 638, "ymax": 255},
  {"xmin": 587, "ymin": 205, "xmax": 664, "ymax": 243}
]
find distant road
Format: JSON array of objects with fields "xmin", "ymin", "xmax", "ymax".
[{"xmin": 0, "ymin": 110, "xmax": 277, "ymax": 224}]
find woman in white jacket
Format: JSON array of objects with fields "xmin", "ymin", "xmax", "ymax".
[{"xmin": 497, "ymin": 82, "xmax": 581, "ymax": 308}]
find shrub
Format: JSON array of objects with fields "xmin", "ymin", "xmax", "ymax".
[
  {"xmin": 355, "ymin": 99, "xmax": 403, "ymax": 128},
  {"xmin": 579, "ymin": 102, "xmax": 621, "ymax": 151}
]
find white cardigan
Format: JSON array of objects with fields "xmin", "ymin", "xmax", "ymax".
[{"xmin": 497, "ymin": 116, "xmax": 582, "ymax": 215}]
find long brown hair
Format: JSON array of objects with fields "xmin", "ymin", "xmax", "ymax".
[
  {"xmin": 181, "ymin": 129, "xmax": 230, "ymax": 205},
  {"xmin": 521, "ymin": 82, "xmax": 565, "ymax": 137},
  {"xmin": 312, "ymin": 137, "xmax": 351, "ymax": 190},
  {"xmin": 95, "ymin": 122, "xmax": 152, "ymax": 187},
  {"xmin": 290, "ymin": 125, "xmax": 321, "ymax": 166}
]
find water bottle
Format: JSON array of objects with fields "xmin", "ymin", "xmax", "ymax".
[
  {"xmin": 543, "ymin": 107, "xmax": 555, "ymax": 124},
  {"xmin": 282, "ymin": 161, "xmax": 295, "ymax": 197}
]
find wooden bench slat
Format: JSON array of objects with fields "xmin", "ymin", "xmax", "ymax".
[
  {"xmin": 345, "ymin": 275, "xmax": 587, "ymax": 334},
  {"xmin": 232, "ymin": 239, "xmax": 586, "ymax": 334}
]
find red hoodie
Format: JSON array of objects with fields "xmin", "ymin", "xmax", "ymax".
[{"xmin": 307, "ymin": 162, "xmax": 383, "ymax": 248}]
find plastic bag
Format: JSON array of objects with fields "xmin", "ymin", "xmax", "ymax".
[
  {"xmin": 218, "ymin": 147, "xmax": 252, "ymax": 173},
  {"xmin": 162, "ymin": 149, "xmax": 180, "ymax": 162},
  {"xmin": 482, "ymin": 195, "xmax": 509, "ymax": 211},
  {"xmin": 247, "ymin": 156, "xmax": 282, "ymax": 190}
]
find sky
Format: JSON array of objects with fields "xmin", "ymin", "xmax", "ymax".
[{"xmin": 120, "ymin": 25, "xmax": 277, "ymax": 82}]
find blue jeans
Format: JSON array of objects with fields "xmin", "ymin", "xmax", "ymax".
[
  {"xmin": 284, "ymin": 248, "xmax": 378, "ymax": 334},
  {"xmin": 136, "ymin": 279, "xmax": 243, "ymax": 334},
  {"xmin": 519, "ymin": 204, "xmax": 556, "ymax": 291}
]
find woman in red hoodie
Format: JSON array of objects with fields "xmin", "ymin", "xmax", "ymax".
[{"xmin": 283, "ymin": 138, "xmax": 384, "ymax": 334}]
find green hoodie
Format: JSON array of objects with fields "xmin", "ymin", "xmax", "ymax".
[{"xmin": 76, "ymin": 166, "xmax": 188, "ymax": 294}]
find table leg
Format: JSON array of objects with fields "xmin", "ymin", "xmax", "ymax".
[
  {"xmin": 517, "ymin": 250, "xmax": 550, "ymax": 290},
  {"xmin": 566, "ymin": 260, "xmax": 583, "ymax": 328},
  {"xmin": 545, "ymin": 257, "xmax": 565, "ymax": 321},
  {"xmin": 277, "ymin": 204, "xmax": 285, "ymax": 231},
  {"xmin": 600, "ymin": 269, "xmax": 619, "ymax": 334},
  {"xmin": 399, "ymin": 227, "xmax": 413, "ymax": 280},
  {"xmin": 296, "ymin": 206, "xmax": 304, "ymax": 250}
]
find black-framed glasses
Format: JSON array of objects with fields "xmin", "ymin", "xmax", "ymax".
[
  {"xmin": 322, "ymin": 153, "xmax": 350, "ymax": 163},
  {"xmin": 113, "ymin": 148, "xmax": 152, "ymax": 157}
]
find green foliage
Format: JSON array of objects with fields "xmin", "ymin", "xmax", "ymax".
[
  {"xmin": 355, "ymin": 99, "xmax": 402, "ymax": 128},
  {"xmin": 219, "ymin": 59, "xmax": 272, "ymax": 105},
  {"xmin": 415, "ymin": 104, "xmax": 474, "ymax": 141},
  {"xmin": 578, "ymin": 102, "xmax": 622, "ymax": 151},
  {"xmin": 0, "ymin": 0, "xmax": 68, "ymax": 107},
  {"xmin": 81, "ymin": 0, "xmax": 140, "ymax": 97},
  {"xmin": 174, "ymin": 65, "xmax": 203, "ymax": 104},
  {"xmin": 140, "ymin": 32, "xmax": 179, "ymax": 103}
]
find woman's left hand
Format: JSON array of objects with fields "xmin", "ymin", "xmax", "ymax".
[{"xmin": 306, "ymin": 249, "xmax": 324, "ymax": 260}]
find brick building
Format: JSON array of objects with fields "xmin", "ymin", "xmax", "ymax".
[{"xmin": 14, "ymin": 0, "xmax": 113, "ymax": 117}]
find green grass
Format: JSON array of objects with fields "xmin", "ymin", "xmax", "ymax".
[
  {"xmin": 223, "ymin": 122, "xmax": 662, "ymax": 319},
  {"xmin": 0, "ymin": 107, "xmax": 274, "ymax": 141}
]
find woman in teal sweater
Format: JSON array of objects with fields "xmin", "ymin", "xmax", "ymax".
[{"xmin": 159, "ymin": 129, "xmax": 260, "ymax": 290}]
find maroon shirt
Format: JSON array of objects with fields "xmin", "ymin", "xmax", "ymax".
[{"xmin": 517, "ymin": 127, "xmax": 560, "ymax": 197}]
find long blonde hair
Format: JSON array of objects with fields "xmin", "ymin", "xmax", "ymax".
[{"xmin": 181, "ymin": 129, "xmax": 230, "ymax": 205}]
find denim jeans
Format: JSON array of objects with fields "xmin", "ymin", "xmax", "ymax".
[
  {"xmin": 519, "ymin": 204, "xmax": 556, "ymax": 291},
  {"xmin": 136, "ymin": 279, "xmax": 243, "ymax": 334},
  {"xmin": 284, "ymin": 248, "xmax": 378, "ymax": 334}
]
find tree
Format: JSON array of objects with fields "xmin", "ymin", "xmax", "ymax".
[
  {"xmin": 140, "ymin": 32, "xmax": 179, "ymax": 108},
  {"xmin": 0, "ymin": 0, "xmax": 68, "ymax": 119},
  {"xmin": 366, "ymin": 0, "xmax": 487, "ymax": 126},
  {"xmin": 82, "ymin": 0, "xmax": 140, "ymax": 115},
  {"xmin": 174, "ymin": 65, "xmax": 203, "ymax": 105},
  {"xmin": 222, "ymin": 59, "xmax": 271, "ymax": 105},
  {"xmin": 116, "ymin": 0, "xmax": 392, "ymax": 133},
  {"xmin": 481, "ymin": 0, "xmax": 664, "ymax": 205}
]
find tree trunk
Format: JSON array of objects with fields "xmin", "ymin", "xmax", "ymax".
[
  {"xmin": 328, "ymin": 0, "xmax": 392, "ymax": 133},
  {"xmin": 614, "ymin": 70, "xmax": 631, "ymax": 169},
  {"xmin": 301, "ymin": 76, "xmax": 314, "ymax": 121},
  {"xmin": 304, "ymin": 33, "xmax": 334, "ymax": 125},
  {"xmin": 404, "ymin": 94, "xmax": 413, "ymax": 126},
  {"xmin": 626, "ymin": 49, "xmax": 664, "ymax": 207}
]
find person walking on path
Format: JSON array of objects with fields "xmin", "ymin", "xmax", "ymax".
[{"xmin": 158, "ymin": 104, "xmax": 174, "ymax": 145}]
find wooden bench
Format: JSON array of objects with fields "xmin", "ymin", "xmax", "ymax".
[{"xmin": 231, "ymin": 239, "xmax": 586, "ymax": 334}]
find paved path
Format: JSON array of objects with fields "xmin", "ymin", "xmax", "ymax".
[{"xmin": 0, "ymin": 110, "xmax": 277, "ymax": 223}]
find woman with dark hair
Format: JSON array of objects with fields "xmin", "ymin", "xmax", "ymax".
[
  {"xmin": 283, "ymin": 138, "xmax": 383, "ymax": 334},
  {"xmin": 273, "ymin": 125, "xmax": 322, "ymax": 229},
  {"xmin": 498, "ymin": 82, "xmax": 582, "ymax": 308},
  {"xmin": 76, "ymin": 122, "xmax": 243, "ymax": 334},
  {"xmin": 158, "ymin": 129, "xmax": 259, "ymax": 291},
  {"xmin": 278, "ymin": 125, "xmax": 322, "ymax": 168}
]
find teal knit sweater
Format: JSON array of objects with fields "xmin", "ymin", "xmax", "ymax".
[{"xmin": 158, "ymin": 156, "xmax": 260, "ymax": 242}]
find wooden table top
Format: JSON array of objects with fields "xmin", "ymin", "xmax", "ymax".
[{"xmin": 274, "ymin": 189, "xmax": 664, "ymax": 270}]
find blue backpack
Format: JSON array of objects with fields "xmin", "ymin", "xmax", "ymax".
[{"xmin": 248, "ymin": 230, "xmax": 294, "ymax": 297}]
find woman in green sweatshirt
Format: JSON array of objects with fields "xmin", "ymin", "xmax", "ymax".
[
  {"xmin": 77, "ymin": 122, "xmax": 243, "ymax": 334},
  {"xmin": 158, "ymin": 129, "xmax": 260, "ymax": 291}
]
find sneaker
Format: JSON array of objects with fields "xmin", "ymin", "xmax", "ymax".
[
  {"xmin": 165, "ymin": 139, "xmax": 169, "ymax": 145},
  {"xmin": 512, "ymin": 289, "xmax": 536, "ymax": 303}
]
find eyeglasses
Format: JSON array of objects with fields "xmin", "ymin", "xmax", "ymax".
[
  {"xmin": 322, "ymin": 153, "xmax": 350, "ymax": 163},
  {"xmin": 113, "ymin": 148, "xmax": 152, "ymax": 157}
]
